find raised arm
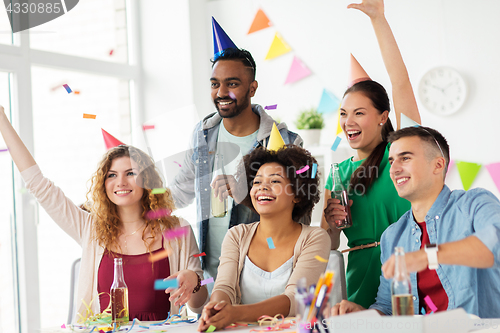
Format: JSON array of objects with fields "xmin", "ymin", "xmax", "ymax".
[
  {"xmin": 348, "ymin": 0, "xmax": 421, "ymax": 128},
  {"xmin": 0, "ymin": 106, "xmax": 36, "ymax": 172}
]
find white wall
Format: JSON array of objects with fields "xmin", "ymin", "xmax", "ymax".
[{"xmin": 139, "ymin": 0, "xmax": 500, "ymax": 199}]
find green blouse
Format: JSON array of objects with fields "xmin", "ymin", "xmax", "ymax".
[{"xmin": 325, "ymin": 143, "xmax": 410, "ymax": 308}]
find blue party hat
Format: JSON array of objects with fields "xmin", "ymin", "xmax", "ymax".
[{"xmin": 212, "ymin": 17, "xmax": 237, "ymax": 60}]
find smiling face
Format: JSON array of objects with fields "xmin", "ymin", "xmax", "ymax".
[
  {"xmin": 389, "ymin": 136, "xmax": 445, "ymax": 203},
  {"xmin": 249, "ymin": 162, "xmax": 297, "ymax": 219},
  {"xmin": 210, "ymin": 59, "xmax": 257, "ymax": 119},
  {"xmin": 340, "ymin": 91, "xmax": 388, "ymax": 154},
  {"xmin": 104, "ymin": 156, "xmax": 144, "ymax": 208}
]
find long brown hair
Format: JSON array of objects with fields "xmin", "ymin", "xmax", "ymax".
[
  {"xmin": 343, "ymin": 80, "xmax": 394, "ymax": 190},
  {"xmin": 86, "ymin": 145, "xmax": 179, "ymax": 253}
]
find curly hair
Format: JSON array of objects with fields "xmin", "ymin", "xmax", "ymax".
[
  {"xmin": 86, "ymin": 145, "xmax": 179, "ymax": 253},
  {"xmin": 240, "ymin": 145, "xmax": 320, "ymax": 222}
]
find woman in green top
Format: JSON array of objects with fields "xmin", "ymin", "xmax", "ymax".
[{"xmin": 321, "ymin": 0, "xmax": 421, "ymax": 309}]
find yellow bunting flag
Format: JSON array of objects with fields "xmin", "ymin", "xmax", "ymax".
[
  {"xmin": 265, "ymin": 32, "xmax": 292, "ymax": 60},
  {"xmin": 248, "ymin": 8, "xmax": 272, "ymax": 34},
  {"xmin": 456, "ymin": 161, "xmax": 482, "ymax": 191},
  {"xmin": 267, "ymin": 123, "xmax": 286, "ymax": 151},
  {"xmin": 336, "ymin": 108, "xmax": 343, "ymax": 136}
]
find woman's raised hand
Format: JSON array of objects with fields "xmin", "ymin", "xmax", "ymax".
[
  {"xmin": 165, "ymin": 269, "xmax": 199, "ymax": 307},
  {"xmin": 347, "ymin": 0, "xmax": 384, "ymax": 20}
]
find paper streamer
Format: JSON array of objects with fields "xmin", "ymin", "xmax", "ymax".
[
  {"xmin": 201, "ymin": 277, "xmax": 214, "ymax": 286},
  {"xmin": 315, "ymin": 255, "xmax": 328, "ymax": 263},
  {"xmin": 145, "ymin": 208, "xmax": 171, "ymax": 220},
  {"xmin": 154, "ymin": 278, "xmax": 178, "ymax": 290},
  {"xmin": 151, "ymin": 188, "xmax": 167, "ymax": 194},
  {"xmin": 206, "ymin": 325, "xmax": 217, "ymax": 333},
  {"xmin": 149, "ymin": 249, "xmax": 171, "ymax": 263},
  {"xmin": 317, "ymin": 89, "xmax": 340, "ymax": 114},
  {"xmin": 163, "ymin": 226, "xmax": 189, "ymax": 240},
  {"xmin": 173, "ymin": 161, "xmax": 181, "ymax": 167},
  {"xmin": 265, "ymin": 32, "xmax": 292, "ymax": 60},
  {"xmin": 456, "ymin": 161, "xmax": 482, "ymax": 191},
  {"xmin": 331, "ymin": 136, "xmax": 342, "ymax": 151},
  {"xmin": 63, "ymin": 84, "xmax": 72, "ymax": 93},
  {"xmin": 285, "ymin": 56, "xmax": 311, "ymax": 84},
  {"xmin": 424, "ymin": 295, "xmax": 438, "ymax": 312},
  {"xmin": 83, "ymin": 113, "xmax": 96, "ymax": 119},
  {"xmin": 265, "ymin": 104, "xmax": 277, "ymax": 110},
  {"xmin": 266, "ymin": 237, "xmax": 275, "ymax": 249},
  {"xmin": 311, "ymin": 163, "xmax": 318, "ymax": 179},
  {"xmin": 296, "ymin": 165, "xmax": 310, "ymax": 174},
  {"xmin": 142, "ymin": 124, "xmax": 155, "ymax": 131},
  {"xmin": 248, "ymin": 8, "xmax": 272, "ymax": 34},
  {"xmin": 193, "ymin": 252, "xmax": 206, "ymax": 258}
]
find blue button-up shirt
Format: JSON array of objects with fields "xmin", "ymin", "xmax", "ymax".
[{"xmin": 369, "ymin": 185, "xmax": 500, "ymax": 318}]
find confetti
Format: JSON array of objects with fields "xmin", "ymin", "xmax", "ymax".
[
  {"xmin": 109, "ymin": 49, "xmax": 114, "ymax": 56},
  {"xmin": 206, "ymin": 325, "xmax": 217, "ymax": 333},
  {"xmin": 266, "ymin": 237, "xmax": 275, "ymax": 249},
  {"xmin": 83, "ymin": 113, "xmax": 96, "ymax": 119},
  {"xmin": 149, "ymin": 249, "xmax": 171, "ymax": 263},
  {"xmin": 296, "ymin": 165, "xmax": 310, "ymax": 174},
  {"xmin": 0, "ymin": 148, "xmax": 8, "ymax": 152},
  {"xmin": 163, "ymin": 226, "xmax": 189, "ymax": 240},
  {"xmin": 142, "ymin": 124, "xmax": 155, "ymax": 131},
  {"xmin": 145, "ymin": 208, "xmax": 171, "ymax": 220},
  {"xmin": 228, "ymin": 91, "xmax": 236, "ymax": 100},
  {"xmin": 201, "ymin": 277, "xmax": 214, "ymax": 286},
  {"xmin": 424, "ymin": 295, "xmax": 438, "ymax": 312},
  {"xmin": 151, "ymin": 188, "xmax": 166, "ymax": 194},
  {"xmin": 173, "ymin": 161, "xmax": 181, "ymax": 167},
  {"xmin": 74, "ymin": 91, "xmax": 81, "ymax": 95},
  {"xmin": 420, "ymin": 307, "xmax": 426, "ymax": 315},
  {"xmin": 154, "ymin": 278, "xmax": 179, "ymax": 290},
  {"xmin": 63, "ymin": 84, "xmax": 72, "ymax": 93},
  {"xmin": 61, "ymin": 324, "xmax": 66, "ymax": 328},
  {"xmin": 264, "ymin": 104, "xmax": 278, "ymax": 110},
  {"xmin": 311, "ymin": 163, "xmax": 318, "ymax": 179},
  {"xmin": 331, "ymin": 136, "xmax": 342, "ymax": 151},
  {"xmin": 193, "ymin": 252, "xmax": 206, "ymax": 258},
  {"xmin": 315, "ymin": 255, "xmax": 328, "ymax": 263}
]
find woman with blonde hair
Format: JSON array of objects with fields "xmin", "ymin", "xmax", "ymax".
[{"xmin": 0, "ymin": 105, "xmax": 208, "ymax": 320}]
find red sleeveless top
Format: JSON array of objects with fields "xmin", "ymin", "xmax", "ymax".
[{"xmin": 97, "ymin": 245, "xmax": 171, "ymax": 321}]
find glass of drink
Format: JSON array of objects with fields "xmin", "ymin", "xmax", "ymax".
[{"xmin": 331, "ymin": 163, "xmax": 352, "ymax": 229}]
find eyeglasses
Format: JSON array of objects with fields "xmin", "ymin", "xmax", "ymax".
[{"xmin": 419, "ymin": 127, "xmax": 445, "ymax": 159}]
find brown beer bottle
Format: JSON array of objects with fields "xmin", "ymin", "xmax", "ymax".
[
  {"xmin": 391, "ymin": 247, "xmax": 414, "ymax": 316},
  {"xmin": 111, "ymin": 258, "xmax": 129, "ymax": 323}
]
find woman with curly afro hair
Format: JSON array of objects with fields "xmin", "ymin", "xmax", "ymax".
[
  {"xmin": 198, "ymin": 145, "xmax": 330, "ymax": 331},
  {"xmin": 0, "ymin": 105, "xmax": 208, "ymax": 321}
]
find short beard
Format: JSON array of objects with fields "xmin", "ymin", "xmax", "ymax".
[{"xmin": 215, "ymin": 89, "xmax": 251, "ymax": 119}]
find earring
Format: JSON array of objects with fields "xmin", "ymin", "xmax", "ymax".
[{"xmin": 379, "ymin": 123, "xmax": 384, "ymax": 126}]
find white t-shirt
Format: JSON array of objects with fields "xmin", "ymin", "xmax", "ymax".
[{"xmin": 205, "ymin": 121, "xmax": 258, "ymax": 285}]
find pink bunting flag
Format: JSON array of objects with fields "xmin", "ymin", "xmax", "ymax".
[
  {"xmin": 163, "ymin": 226, "xmax": 189, "ymax": 240},
  {"xmin": 285, "ymin": 56, "xmax": 311, "ymax": 84},
  {"xmin": 447, "ymin": 159, "xmax": 455, "ymax": 173},
  {"xmin": 486, "ymin": 162, "xmax": 500, "ymax": 193}
]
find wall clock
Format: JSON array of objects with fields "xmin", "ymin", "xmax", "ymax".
[{"xmin": 418, "ymin": 66, "xmax": 467, "ymax": 115}]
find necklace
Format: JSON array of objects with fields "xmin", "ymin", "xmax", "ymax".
[{"xmin": 122, "ymin": 222, "xmax": 146, "ymax": 254}]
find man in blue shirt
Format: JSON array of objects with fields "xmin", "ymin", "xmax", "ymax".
[{"xmin": 332, "ymin": 126, "xmax": 500, "ymax": 318}]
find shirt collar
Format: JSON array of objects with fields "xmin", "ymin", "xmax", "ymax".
[{"xmin": 425, "ymin": 185, "xmax": 451, "ymax": 222}]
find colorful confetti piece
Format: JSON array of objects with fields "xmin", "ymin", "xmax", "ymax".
[
  {"xmin": 163, "ymin": 226, "xmax": 189, "ymax": 240},
  {"xmin": 149, "ymin": 249, "xmax": 171, "ymax": 263},
  {"xmin": 296, "ymin": 165, "xmax": 310, "ymax": 174},
  {"xmin": 173, "ymin": 161, "xmax": 181, "ymax": 167},
  {"xmin": 315, "ymin": 255, "xmax": 328, "ymax": 263},
  {"xmin": 311, "ymin": 163, "xmax": 318, "ymax": 179},
  {"xmin": 154, "ymin": 278, "xmax": 178, "ymax": 290},
  {"xmin": 331, "ymin": 136, "xmax": 342, "ymax": 151},
  {"xmin": 228, "ymin": 91, "xmax": 236, "ymax": 100},
  {"xmin": 265, "ymin": 104, "xmax": 278, "ymax": 110},
  {"xmin": 83, "ymin": 113, "xmax": 96, "ymax": 119},
  {"xmin": 266, "ymin": 237, "xmax": 275, "ymax": 249},
  {"xmin": 109, "ymin": 49, "xmax": 114, "ymax": 56},
  {"xmin": 424, "ymin": 295, "xmax": 438, "ymax": 312},
  {"xmin": 74, "ymin": 91, "xmax": 80, "ymax": 95},
  {"xmin": 420, "ymin": 307, "xmax": 426, "ymax": 315},
  {"xmin": 201, "ymin": 277, "xmax": 214, "ymax": 286},
  {"xmin": 0, "ymin": 148, "xmax": 8, "ymax": 152},
  {"xmin": 151, "ymin": 188, "xmax": 166, "ymax": 194},
  {"xmin": 61, "ymin": 324, "xmax": 66, "ymax": 328},
  {"xmin": 145, "ymin": 208, "xmax": 171, "ymax": 220},
  {"xmin": 142, "ymin": 124, "xmax": 155, "ymax": 131},
  {"xmin": 63, "ymin": 84, "xmax": 72, "ymax": 93},
  {"xmin": 206, "ymin": 325, "xmax": 217, "ymax": 333},
  {"xmin": 193, "ymin": 252, "xmax": 206, "ymax": 258}
]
